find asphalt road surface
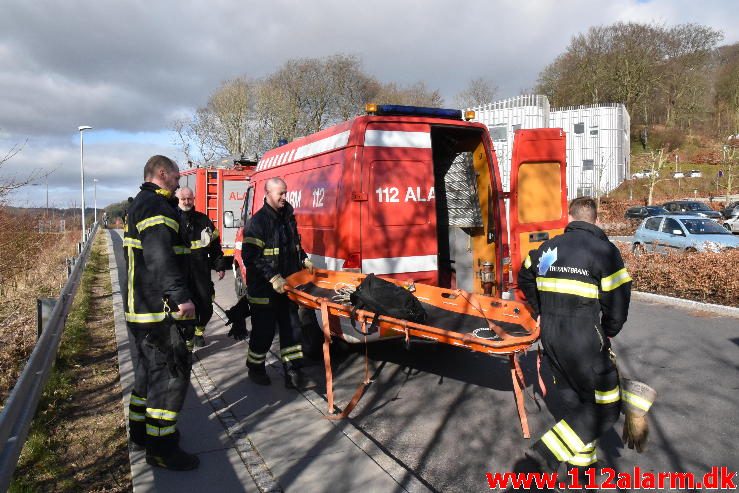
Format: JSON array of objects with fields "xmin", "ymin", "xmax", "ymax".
[
  {"xmin": 212, "ymin": 262, "xmax": 738, "ymax": 492},
  {"xmin": 110, "ymin": 230, "xmax": 738, "ymax": 491}
]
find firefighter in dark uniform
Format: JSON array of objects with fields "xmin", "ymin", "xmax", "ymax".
[
  {"xmin": 124, "ymin": 155, "xmax": 199, "ymax": 471},
  {"xmin": 517, "ymin": 196, "xmax": 632, "ymax": 476},
  {"xmin": 242, "ymin": 177, "xmax": 313, "ymax": 388},
  {"xmin": 176, "ymin": 186, "xmax": 228, "ymax": 349}
]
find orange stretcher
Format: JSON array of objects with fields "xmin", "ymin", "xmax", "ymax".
[{"xmin": 285, "ymin": 269, "xmax": 541, "ymax": 438}]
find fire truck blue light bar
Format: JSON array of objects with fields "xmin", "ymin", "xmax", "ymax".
[{"xmin": 373, "ymin": 104, "xmax": 463, "ymax": 120}]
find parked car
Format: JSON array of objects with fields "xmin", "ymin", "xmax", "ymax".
[
  {"xmin": 631, "ymin": 170, "xmax": 659, "ymax": 179},
  {"xmin": 661, "ymin": 200, "xmax": 722, "ymax": 220},
  {"xmin": 624, "ymin": 206, "xmax": 669, "ymax": 219},
  {"xmin": 672, "ymin": 171, "xmax": 685, "ymax": 178},
  {"xmin": 688, "ymin": 169, "xmax": 702, "ymax": 178},
  {"xmin": 720, "ymin": 201, "xmax": 739, "ymax": 219},
  {"xmin": 633, "ymin": 214, "xmax": 739, "ymax": 253},
  {"xmin": 723, "ymin": 214, "xmax": 739, "ymax": 234}
]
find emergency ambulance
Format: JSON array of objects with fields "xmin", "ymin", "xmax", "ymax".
[
  {"xmin": 234, "ymin": 104, "xmax": 568, "ymax": 348},
  {"xmin": 179, "ymin": 155, "xmax": 256, "ymax": 258}
]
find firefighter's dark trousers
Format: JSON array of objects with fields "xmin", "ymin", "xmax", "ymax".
[
  {"xmin": 128, "ymin": 321, "xmax": 193, "ymax": 456},
  {"xmin": 191, "ymin": 274, "xmax": 215, "ymax": 337},
  {"xmin": 246, "ymin": 295, "xmax": 303, "ymax": 372},
  {"xmin": 531, "ymin": 316, "xmax": 621, "ymax": 472}
]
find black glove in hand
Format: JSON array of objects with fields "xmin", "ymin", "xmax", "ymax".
[
  {"xmin": 225, "ymin": 297, "xmax": 251, "ymax": 341},
  {"xmin": 227, "ymin": 317, "xmax": 248, "ymax": 341}
]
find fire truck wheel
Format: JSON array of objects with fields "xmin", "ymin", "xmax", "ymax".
[
  {"xmin": 299, "ymin": 307, "xmax": 325, "ymax": 361},
  {"xmin": 234, "ymin": 269, "xmax": 248, "ymax": 298}
]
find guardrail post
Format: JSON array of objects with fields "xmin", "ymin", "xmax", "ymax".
[{"xmin": 36, "ymin": 298, "xmax": 58, "ymax": 340}]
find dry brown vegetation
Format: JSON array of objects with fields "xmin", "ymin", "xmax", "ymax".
[
  {"xmin": 618, "ymin": 244, "xmax": 739, "ymax": 307},
  {"xmin": 0, "ymin": 208, "xmax": 80, "ymax": 402}
]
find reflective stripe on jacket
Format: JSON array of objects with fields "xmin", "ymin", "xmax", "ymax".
[
  {"xmin": 124, "ymin": 182, "xmax": 194, "ymax": 327},
  {"xmin": 242, "ymin": 201, "xmax": 307, "ymax": 303},
  {"xmin": 518, "ymin": 221, "xmax": 632, "ymax": 337}
]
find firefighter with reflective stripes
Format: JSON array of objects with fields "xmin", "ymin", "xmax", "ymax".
[
  {"xmin": 177, "ymin": 186, "xmax": 228, "ymax": 350},
  {"xmin": 242, "ymin": 177, "xmax": 313, "ymax": 388},
  {"xmin": 124, "ymin": 155, "xmax": 199, "ymax": 471},
  {"xmin": 517, "ymin": 196, "xmax": 632, "ymax": 478}
]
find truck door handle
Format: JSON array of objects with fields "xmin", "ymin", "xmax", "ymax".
[{"xmin": 529, "ymin": 232, "xmax": 549, "ymax": 242}]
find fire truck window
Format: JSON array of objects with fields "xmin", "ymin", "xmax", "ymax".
[
  {"xmin": 517, "ymin": 162, "xmax": 563, "ymax": 223},
  {"xmin": 243, "ymin": 186, "xmax": 254, "ymax": 222}
]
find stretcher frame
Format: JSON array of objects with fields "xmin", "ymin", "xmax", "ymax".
[{"xmin": 285, "ymin": 269, "xmax": 541, "ymax": 438}]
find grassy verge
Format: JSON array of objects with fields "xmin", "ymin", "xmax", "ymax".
[{"xmin": 10, "ymin": 232, "xmax": 130, "ymax": 492}]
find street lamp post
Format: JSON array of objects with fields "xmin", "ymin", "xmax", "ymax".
[
  {"xmin": 79, "ymin": 126, "xmax": 92, "ymax": 240},
  {"xmin": 93, "ymin": 178, "xmax": 98, "ymax": 224}
]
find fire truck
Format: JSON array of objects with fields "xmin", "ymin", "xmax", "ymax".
[
  {"xmin": 233, "ymin": 104, "xmax": 568, "ymax": 350},
  {"xmin": 179, "ymin": 155, "xmax": 257, "ymax": 259}
]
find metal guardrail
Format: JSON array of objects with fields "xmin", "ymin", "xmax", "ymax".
[{"xmin": 0, "ymin": 223, "xmax": 99, "ymax": 492}]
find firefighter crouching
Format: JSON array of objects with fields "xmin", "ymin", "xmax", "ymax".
[
  {"xmin": 241, "ymin": 177, "xmax": 314, "ymax": 388},
  {"xmin": 124, "ymin": 155, "xmax": 199, "ymax": 471},
  {"xmin": 176, "ymin": 186, "xmax": 228, "ymax": 349},
  {"xmin": 517, "ymin": 197, "xmax": 634, "ymax": 476}
]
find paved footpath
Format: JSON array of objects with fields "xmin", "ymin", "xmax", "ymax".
[{"xmin": 107, "ymin": 230, "xmax": 427, "ymax": 492}]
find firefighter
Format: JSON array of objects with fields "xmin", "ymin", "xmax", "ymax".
[
  {"xmin": 176, "ymin": 186, "xmax": 228, "ymax": 349},
  {"xmin": 124, "ymin": 155, "xmax": 199, "ymax": 471},
  {"xmin": 241, "ymin": 177, "xmax": 314, "ymax": 388},
  {"xmin": 517, "ymin": 196, "xmax": 632, "ymax": 477}
]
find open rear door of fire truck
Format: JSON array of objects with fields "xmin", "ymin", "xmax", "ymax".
[{"xmin": 508, "ymin": 128, "xmax": 568, "ymax": 297}]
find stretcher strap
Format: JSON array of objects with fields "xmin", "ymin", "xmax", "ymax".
[
  {"xmin": 456, "ymin": 289, "xmax": 511, "ymax": 340},
  {"xmin": 510, "ymin": 353, "xmax": 530, "ymax": 439},
  {"xmin": 537, "ymin": 345, "xmax": 547, "ymax": 397}
]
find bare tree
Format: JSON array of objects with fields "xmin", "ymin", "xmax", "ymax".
[
  {"xmin": 0, "ymin": 140, "xmax": 38, "ymax": 203},
  {"xmin": 455, "ymin": 77, "xmax": 499, "ymax": 108},
  {"xmin": 374, "ymin": 81, "xmax": 443, "ymax": 107},
  {"xmin": 641, "ymin": 148, "xmax": 671, "ymax": 205},
  {"xmin": 721, "ymin": 143, "xmax": 738, "ymax": 203},
  {"xmin": 173, "ymin": 77, "xmax": 256, "ymax": 164}
]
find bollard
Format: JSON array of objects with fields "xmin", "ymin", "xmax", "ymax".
[{"xmin": 36, "ymin": 298, "xmax": 58, "ymax": 340}]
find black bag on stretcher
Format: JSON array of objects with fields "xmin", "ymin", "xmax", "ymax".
[{"xmin": 349, "ymin": 273, "xmax": 427, "ymax": 334}]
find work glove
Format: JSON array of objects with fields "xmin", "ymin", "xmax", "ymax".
[
  {"xmin": 303, "ymin": 258, "xmax": 315, "ymax": 274},
  {"xmin": 620, "ymin": 378, "xmax": 656, "ymax": 454},
  {"xmin": 622, "ymin": 414, "xmax": 649, "ymax": 453},
  {"xmin": 225, "ymin": 297, "xmax": 250, "ymax": 341},
  {"xmin": 270, "ymin": 274, "xmax": 287, "ymax": 294}
]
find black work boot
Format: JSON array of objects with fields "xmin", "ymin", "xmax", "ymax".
[
  {"xmin": 248, "ymin": 367, "xmax": 271, "ymax": 386},
  {"xmin": 146, "ymin": 446, "xmax": 200, "ymax": 471},
  {"xmin": 193, "ymin": 335, "xmax": 206, "ymax": 348},
  {"xmin": 285, "ymin": 367, "xmax": 316, "ymax": 389}
]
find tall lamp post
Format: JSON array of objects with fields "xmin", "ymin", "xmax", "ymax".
[
  {"xmin": 93, "ymin": 178, "xmax": 98, "ymax": 224},
  {"xmin": 79, "ymin": 125, "xmax": 92, "ymax": 240}
]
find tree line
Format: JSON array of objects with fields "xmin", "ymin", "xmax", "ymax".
[
  {"xmin": 174, "ymin": 21, "xmax": 738, "ymax": 164},
  {"xmin": 536, "ymin": 22, "xmax": 739, "ymax": 138},
  {"xmin": 172, "ymin": 54, "xmax": 497, "ymax": 163}
]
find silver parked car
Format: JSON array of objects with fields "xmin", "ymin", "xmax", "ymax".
[{"xmin": 633, "ymin": 214, "xmax": 739, "ymax": 253}]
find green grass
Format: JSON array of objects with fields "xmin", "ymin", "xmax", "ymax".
[{"xmin": 8, "ymin": 237, "xmax": 103, "ymax": 493}]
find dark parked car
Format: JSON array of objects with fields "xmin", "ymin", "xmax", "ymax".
[
  {"xmin": 720, "ymin": 201, "xmax": 739, "ymax": 219},
  {"xmin": 624, "ymin": 206, "xmax": 669, "ymax": 219},
  {"xmin": 661, "ymin": 200, "xmax": 722, "ymax": 220}
]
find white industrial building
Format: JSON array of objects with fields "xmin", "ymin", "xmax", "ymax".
[{"xmin": 469, "ymin": 95, "xmax": 630, "ymax": 199}]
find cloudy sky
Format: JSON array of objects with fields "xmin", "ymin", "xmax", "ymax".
[{"xmin": 2, "ymin": 0, "xmax": 737, "ymax": 208}]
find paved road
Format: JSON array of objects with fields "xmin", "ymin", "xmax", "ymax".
[
  {"xmin": 110, "ymin": 229, "xmax": 738, "ymax": 491},
  {"xmin": 213, "ymin": 255, "xmax": 738, "ymax": 491}
]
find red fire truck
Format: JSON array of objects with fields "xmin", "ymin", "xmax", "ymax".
[
  {"xmin": 233, "ymin": 104, "xmax": 567, "ymax": 348},
  {"xmin": 179, "ymin": 155, "xmax": 257, "ymax": 258}
]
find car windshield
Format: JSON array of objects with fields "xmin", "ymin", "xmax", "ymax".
[
  {"xmin": 687, "ymin": 203, "xmax": 712, "ymax": 211},
  {"xmin": 647, "ymin": 206, "xmax": 668, "ymax": 214},
  {"xmin": 680, "ymin": 219, "xmax": 729, "ymax": 235}
]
